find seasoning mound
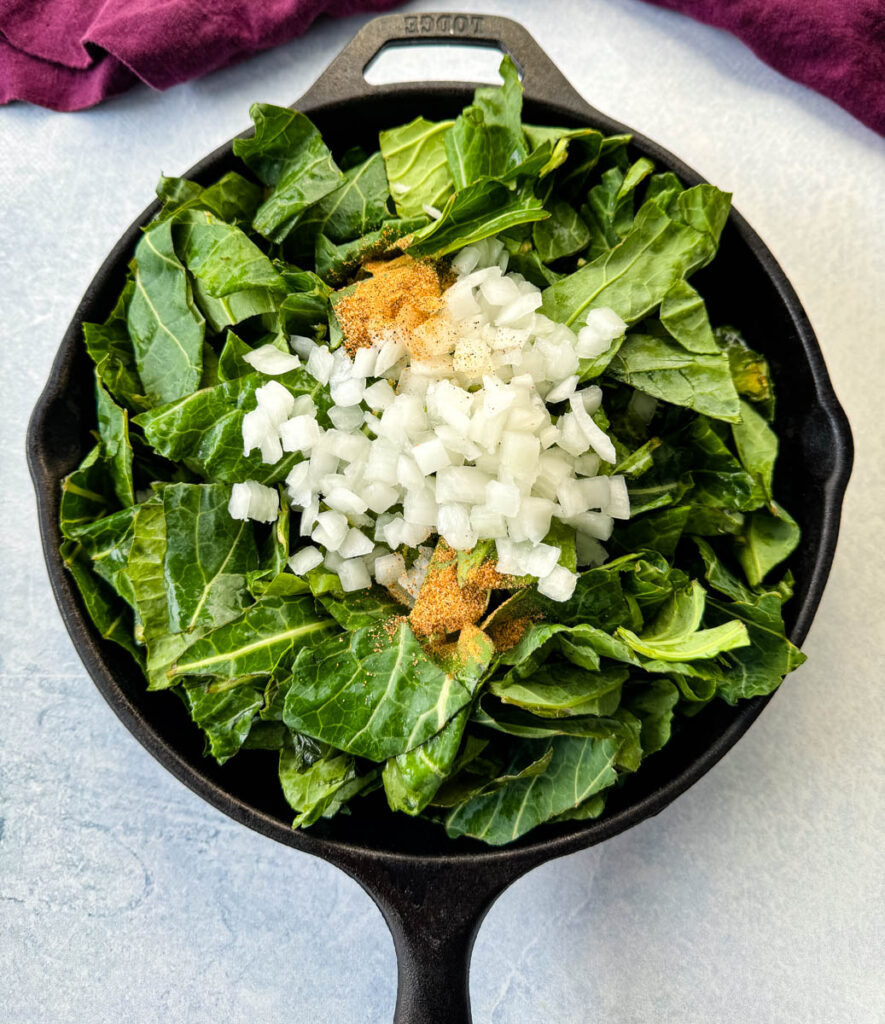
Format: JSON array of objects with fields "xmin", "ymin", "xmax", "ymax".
[{"xmin": 336, "ymin": 255, "xmax": 446, "ymax": 356}]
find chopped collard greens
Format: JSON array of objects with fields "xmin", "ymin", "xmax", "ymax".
[{"xmin": 62, "ymin": 60, "xmax": 804, "ymax": 845}]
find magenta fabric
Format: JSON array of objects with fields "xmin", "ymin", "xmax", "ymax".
[
  {"xmin": 1, "ymin": 0, "xmax": 882, "ymax": 134},
  {"xmin": 0, "ymin": 0, "xmax": 404, "ymax": 111},
  {"xmin": 642, "ymin": 0, "xmax": 885, "ymax": 135}
]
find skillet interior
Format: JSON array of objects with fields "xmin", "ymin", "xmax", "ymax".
[{"xmin": 28, "ymin": 66, "xmax": 852, "ymax": 869}]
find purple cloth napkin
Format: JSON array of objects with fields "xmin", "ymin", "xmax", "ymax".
[
  {"xmin": 2, "ymin": 0, "xmax": 883, "ymax": 135},
  {"xmin": 0, "ymin": 0, "xmax": 404, "ymax": 111},
  {"xmin": 641, "ymin": 0, "xmax": 885, "ymax": 135}
]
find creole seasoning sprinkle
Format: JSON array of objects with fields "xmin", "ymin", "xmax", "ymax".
[
  {"xmin": 409, "ymin": 540, "xmax": 490, "ymax": 638},
  {"xmin": 335, "ymin": 254, "xmax": 446, "ymax": 356}
]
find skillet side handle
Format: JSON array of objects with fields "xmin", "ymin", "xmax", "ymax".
[{"xmin": 296, "ymin": 10, "xmax": 597, "ymax": 113}]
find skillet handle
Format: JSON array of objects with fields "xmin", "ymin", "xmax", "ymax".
[
  {"xmin": 330, "ymin": 849, "xmax": 536, "ymax": 1024},
  {"xmin": 296, "ymin": 10, "xmax": 596, "ymax": 113}
]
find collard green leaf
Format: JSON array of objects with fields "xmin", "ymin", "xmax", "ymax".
[
  {"xmin": 624, "ymin": 553, "xmax": 691, "ymax": 613},
  {"xmin": 645, "ymin": 171, "xmax": 684, "ymax": 210},
  {"xmin": 491, "ymin": 664, "xmax": 628, "ymax": 718},
  {"xmin": 61, "ymin": 540, "xmax": 143, "ymax": 663},
  {"xmin": 126, "ymin": 496, "xmax": 169, "ymax": 644},
  {"xmin": 685, "ymin": 505, "xmax": 746, "ymax": 536},
  {"xmin": 658, "ymin": 279, "xmax": 719, "ymax": 354},
  {"xmin": 243, "ymin": 719, "xmax": 288, "ymax": 750},
  {"xmin": 274, "ymin": 267, "xmax": 332, "ymax": 335},
  {"xmin": 639, "ymin": 578, "xmax": 705, "ymax": 639},
  {"xmin": 168, "ymin": 594, "xmax": 336, "ymax": 684},
  {"xmin": 74, "ymin": 506, "xmax": 138, "ymax": 607},
  {"xmin": 734, "ymin": 503, "xmax": 801, "ymax": 586},
  {"xmin": 156, "ymin": 171, "xmax": 262, "ymax": 226},
  {"xmin": 432, "ymin": 740, "xmax": 552, "ymax": 811},
  {"xmin": 234, "ymin": 104, "xmax": 345, "ymax": 243},
  {"xmin": 309, "ymin": 576, "xmax": 402, "ymax": 631},
  {"xmin": 445, "ymin": 57, "xmax": 528, "ymax": 188},
  {"xmin": 161, "ymin": 482, "xmax": 258, "ymax": 635},
  {"xmin": 379, "ymin": 116, "xmax": 455, "ymax": 218},
  {"xmin": 533, "ymin": 200, "xmax": 590, "ymax": 263},
  {"xmin": 383, "ymin": 709, "xmax": 469, "ymax": 816},
  {"xmin": 581, "ymin": 159, "xmax": 655, "ymax": 258},
  {"xmin": 382, "ymin": 627, "xmax": 496, "ymax": 815},
  {"xmin": 445, "ymin": 107, "xmax": 517, "ymax": 190},
  {"xmin": 82, "ymin": 279, "xmax": 147, "ymax": 412},
  {"xmin": 558, "ymin": 132, "xmax": 628, "ymax": 199},
  {"xmin": 617, "ymin": 617, "xmax": 748, "ymax": 662},
  {"xmin": 285, "ymin": 151, "xmax": 392, "ymax": 264},
  {"xmin": 708, "ymin": 590, "xmax": 804, "ymax": 702},
  {"xmin": 182, "ymin": 680, "xmax": 264, "ymax": 764},
  {"xmin": 135, "ymin": 369, "xmax": 328, "ymax": 484},
  {"xmin": 217, "ymin": 331, "xmax": 256, "ymax": 382},
  {"xmin": 59, "ymin": 446, "xmax": 117, "ymax": 539},
  {"xmin": 475, "ymin": 701, "xmax": 642, "ymax": 770},
  {"xmin": 283, "ymin": 620, "xmax": 472, "ymax": 761},
  {"xmin": 309, "ymin": 151, "xmax": 391, "ymax": 242},
  {"xmin": 731, "ymin": 398, "xmax": 778, "ymax": 500},
  {"xmin": 95, "ymin": 375, "xmax": 135, "ymax": 508},
  {"xmin": 607, "ymin": 333, "xmax": 741, "ymax": 422},
  {"xmin": 495, "ymin": 621, "xmax": 570, "ymax": 668},
  {"xmin": 612, "ymin": 505, "xmax": 691, "ymax": 559},
  {"xmin": 190, "ymin": 277, "xmax": 279, "ymax": 334},
  {"xmin": 715, "ymin": 325, "xmax": 775, "ymax": 418},
  {"xmin": 408, "ymin": 179, "xmax": 548, "ymax": 258},
  {"xmin": 687, "ymin": 416, "xmax": 765, "ymax": 509},
  {"xmin": 694, "ymin": 538, "xmax": 805, "ymax": 699},
  {"xmin": 522, "ymin": 620, "xmax": 721, "ymax": 685},
  {"xmin": 623, "ymin": 679, "xmax": 679, "ymax": 755},
  {"xmin": 550, "ymin": 792, "xmax": 607, "ymax": 824},
  {"xmin": 540, "ymin": 560, "xmax": 637, "ymax": 631},
  {"xmin": 279, "ymin": 731, "xmax": 374, "ymax": 827},
  {"xmin": 676, "ymin": 184, "xmax": 732, "ymax": 242},
  {"xmin": 174, "ymin": 209, "xmax": 284, "ymax": 298},
  {"xmin": 615, "ymin": 437, "xmax": 661, "ymax": 479},
  {"xmin": 127, "ymin": 218, "xmax": 205, "ymax": 405},
  {"xmin": 541, "ymin": 186, "xmax": 731, "ymax": 330},
  {"xmin": 445, "ymin": 734, "xmax": 621, "ymax": 844},
  {"xmin": 522, "ymin": 125, "xmax": 603, "ymax": 181}
]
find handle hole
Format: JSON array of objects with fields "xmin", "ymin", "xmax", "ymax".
[{"xmin": 364, "ymin": 41, "xmax": 510, "ymax": 86}]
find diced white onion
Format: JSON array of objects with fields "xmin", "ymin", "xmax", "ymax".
[
  {"xmin": 288, "ymin": 546, "xmax": 323, "ymax": 575},
  {"xmin": 338, "ymin": 557, "xmax": 371, "ymax": 591},
  {"xmin": 605, "ymin": 475, "xmax": 631, "ymax": 520},
  {"xmin": 255, "ymin": 381, "xmax": 295, "ymax": 424},
  {"xmin": 374, "ymin": 552, "xmax": 406, "ymax": 586},
  {"xmin": 243, "ymin": 344, "xmax": 302, "ymax": 376},
  {"xmin": 537, "ymin": 565, "xmax": 578, "ymax": 601},
  {"xmin": 228, "ymin": 481, "xmax": 279, "ymax": 524}
]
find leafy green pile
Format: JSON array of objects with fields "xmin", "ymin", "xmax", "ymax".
[{"xmin": 59, "ymin": 60, "xmax": 804, "ymax": 845}]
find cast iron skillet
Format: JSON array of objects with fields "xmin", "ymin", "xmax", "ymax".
[{"xmin": 28, "ymin": 13, "xmax": 853, "ymax": 1023}]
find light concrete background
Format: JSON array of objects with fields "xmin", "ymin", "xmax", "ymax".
[{"xmin": 1, "ymin": 1, "xmax": 883, "ymax": 1021}]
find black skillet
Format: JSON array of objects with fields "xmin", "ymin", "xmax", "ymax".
[{"xmin": 27, "ymin": 13, "xmax": 853, "ymax": 1023}]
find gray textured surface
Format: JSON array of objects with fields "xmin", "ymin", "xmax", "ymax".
[{"xmin": 2, "ymin": 1, "xmax": 883, "ymax": 1021}]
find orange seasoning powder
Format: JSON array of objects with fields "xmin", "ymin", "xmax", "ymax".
[
  {"xmin": 335, "ymin": 254, "xmax": 447, "ymax": 356},
  {"xmin": 409, "ymin": 540, "xmax": 490, "ymax": 639}
]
